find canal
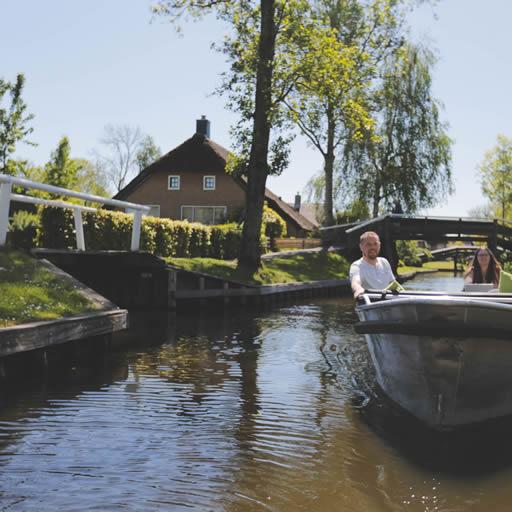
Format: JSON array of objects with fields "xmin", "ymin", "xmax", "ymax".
[{"xmin": 1, "ymin": 272, "xmax": 512, "ymax": 511}]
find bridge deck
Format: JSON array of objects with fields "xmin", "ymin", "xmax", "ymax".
[{"xmin": 321, "ymin": 214, "xmax": 512, "ymax": 270}]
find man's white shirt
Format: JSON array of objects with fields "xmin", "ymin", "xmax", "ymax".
[{"xmin": 349, "ymin": 257, "xmax": 395, "ymax": 291}]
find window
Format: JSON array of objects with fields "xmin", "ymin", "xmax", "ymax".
[
  {"xmin": 168, "ymin": 175, "xmax": 180, "ymax": 190},
  {"xmin": 181, "ymin": 205, "xmax": 226, "ymax": 225},
  {"xmin": 203, "ymin": 175, "xmax": 216, "ymax": 190},
  {"xmin": 144, "ymin": 205, "xmax": 160, "ymax": 217}
]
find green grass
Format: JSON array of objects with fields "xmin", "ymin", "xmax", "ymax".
[
  {"xmin": 422, "ymin": 260, "xmax": 456, "ymax": 270},
  {"xmin": 397, "ymin": 260, "xmax": 457, "ymax": 275},
  {"xmin": 166, "ymin": 252, "xmax": 350, "ymax": 285},
  {"xmin": 0, "ymin": 249, "xmax": 99, "ymax": 328},
  {"xmin": 397, "ymin": 265, "xmax": 436, "ymax": 275}
]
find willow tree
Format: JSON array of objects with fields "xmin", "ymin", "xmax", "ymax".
[
  {"xmin": 478, "ymin": 135, "xmax": 512, "ymax": 220},
  {"xmin": 153, "ymin": 0, "xmax": 324, "ymax": 273},
  {"xmin": 345, "ymin": 43, "xmax": 453, "ymax": 216},
  {"xmin": 285, "ymin": 0, "xmax": 405, "ymax": 225}
]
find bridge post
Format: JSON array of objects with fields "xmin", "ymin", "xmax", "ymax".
[
  {"xmin": 489, "ymin": 219, "xmax": 498, "ymax": 253},
  {"xmin": 167, "ymin": 269, "xmax": 177, "ymax": 309},
  {"xmin": 130, "ymin": 210, "xmax": 143, "ymax": 251},
  {"xmin": 383, "ymin": 216, "xmax": 398, "ymax": 274},
  {"xmin": 73, "ymin": 209, "xmax": 86, "ymax": 251},
  {"xmin": 0, "ymin": 181, "xmax": 12, "ymax": 246}
]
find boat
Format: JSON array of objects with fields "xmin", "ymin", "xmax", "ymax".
[{"xmin": 354, "ymin": 289, "xmax": 512, "ymax": 429}]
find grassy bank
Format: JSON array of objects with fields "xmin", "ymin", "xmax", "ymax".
[
  {"xmin": 422, "ymin": 261, "xmax": 457, "ymax": 270},
  {"xmin": 398, "ymin": 260, "xmax": 458, "ymax": 275},
  {"xmin": 166, "ymin": 252, "xmax": 350, "ymax": 285},
  {"xmin": 0, "ymin": 249, "xmax": 99, "ymax": 328},
  {"xmin": 397, "ymin": 265, "xmax": 435, "ymax": 275}
]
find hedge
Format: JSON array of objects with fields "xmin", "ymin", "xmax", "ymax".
[
  {"xmin": 262, "ymin": 204, "xmax": 286, "ymax": 252},
  {"xmin": 7, "ymin": 211, "xmax": 41, "ymax": 251},
  {"xmin": 31, "ymin": 207, "xmax": 254, "ymax": 259}
]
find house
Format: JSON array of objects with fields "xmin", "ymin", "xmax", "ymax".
[
  {"xmin": 114, "ymin": 117, "xmax": 318, "ymax": 237},
  {"xmin": 287, "ymin": 194, "xmax": 324, "ymax": 227}
]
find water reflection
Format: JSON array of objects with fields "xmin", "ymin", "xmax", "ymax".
[{"xmin": 0, "ymin": 275, "xmax": 511, "ymax": 511}]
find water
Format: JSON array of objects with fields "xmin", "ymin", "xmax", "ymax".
[{"xmin": 2, "ymin": 272, "xmax": 512, "ymax": 511}]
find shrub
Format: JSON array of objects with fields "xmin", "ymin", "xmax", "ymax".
[
  {"xmin": 210, "ymin": 223, "xmax": 242, "ymax": 259},
  {"xmin": 36, "ymin": 206, "xmax": 244, "ymax": 259},
  {"xmin": 83, "ymin": 209, "xmax": 132, "ymax": 250},
  {"xmin": 8, "ymin": 210, "xmax": 40, "ymax": 250},
  {"xmin": 37, "ymin": 206, "xmax": 75, "ymax": 249},
  {"xmin": 173, "ymin": 221, "xmax": 191, "ymax": 257},
  {"xmin": 188, "ymin": 222, "xmax": 210, "ymax": 257},
  {"xmin": 335, "ymin": 199, "xmax": 370, "ymax": 224},
  {"xmin": 262, "ymin": 204, "xmax": 287, "ymax": 251},
  {"xmin": 144, "ymin": 217, "xmax": 178, "ymax": 257},
  {"xmin": 396, "ymin": 240, "xmax": 423, "ymax": 267}
]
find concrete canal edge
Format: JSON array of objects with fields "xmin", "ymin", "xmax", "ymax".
[{"xmin": 0, "ymin": 258, "xmax": 128, "ymax": 360}]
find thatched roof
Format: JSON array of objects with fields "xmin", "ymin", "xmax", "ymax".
[
  {"xmin": 114, "ymin": 133, "xmax": 229, "ymax": 200},
  {"xmin": 114, "ymin": 132, "xmax": 317, "ymax": 231}
]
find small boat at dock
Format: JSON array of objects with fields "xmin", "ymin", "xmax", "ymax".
[{"xmin": 354, "ymin": 290, "xmax": 512, "ymax": 429}]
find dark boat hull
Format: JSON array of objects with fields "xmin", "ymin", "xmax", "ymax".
[{"xmin": 355, "ymin": 294, "xmax": 512, "ymax": 429}]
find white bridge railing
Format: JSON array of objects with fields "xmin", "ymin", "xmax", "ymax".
[{"xmin": 0, "ymin": 174, "xmax": 151, "ymax": 251}]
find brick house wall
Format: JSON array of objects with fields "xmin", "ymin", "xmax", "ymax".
[{"xmin": 119, "ymin": 168, "xmax": 246, "ymax": 222}]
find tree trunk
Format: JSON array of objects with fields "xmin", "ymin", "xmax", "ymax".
[
  {"xmin": 323, "ymin": 107, "xmax": 336, "ymax": 226},
  {"xmin": 238, "ymin": 0, "xmax": 275, "ymax": 274},
  {"xmin": 372, "ymin": 175, "xmax": 381, "ymax": 218}
]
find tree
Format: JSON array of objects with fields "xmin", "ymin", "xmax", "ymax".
[
  {"xmin": 467, "ymin": 204, "xmax": 493, "ymax": 220},
  {"xmin": 335, "ymin": 197, "xmax": 370, "ymax": 223},
  {"xmin": 154, "ymin": 0, "xmax": 324, "ymax": 273},
  {"xmin": 4, "ymin": 158, "xmax": 44, "ymax": 182},
  {"xmin": 136, "ymin": 135, "xmax": 162, "ymax": 172},
  {"xmin": 285, "ymin": 0, "xmax": 404, "ymax": 225},
  {"xmin": 0, "ymin": 73, "xmax": 35, "ymax": 174},
  {"xmin": 44, "ymin": 137, "xmax": 109, "ymax": 202},
  {"xmin": 75, "ymin": 159, "xmax": 110, "ymax": 199},
  {"xmin": 45, "ymin": 136, "xmax": 79, "ymax": 192},
  {"xmin": 95, "ymin": 124, "xmax": 144, "ymax": 192},
  {"xmin": 478, "ymin": 135, "xmax": 512, "ymax": 220},
  {"xmin": 344, "ymin": 43, "xmax": 453, "ymax": 216},
  {"xmin": 2, "ymin": 158, "xmax": 47, "ymax": 199}
]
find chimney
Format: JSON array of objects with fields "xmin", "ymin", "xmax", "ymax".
[
  {"xmin": 196, "ymin": 115, "xmax": 211, "ymax": 138},
  {"xmin": 294, "ymin": 192, "xmax": 301, "ymax": 211}
]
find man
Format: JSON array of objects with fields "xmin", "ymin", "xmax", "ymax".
[{"xmin": 350, "ymin": 231, "xmax": 395, "ymax": 298}]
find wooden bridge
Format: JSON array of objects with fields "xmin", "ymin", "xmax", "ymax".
[
  {"xmin": 321, "ymin": 214, "xmax": 512, "ymax": 270},
  {"xmin": 428, "ymin": 245, "xmax": 480, "ymax": 260}
]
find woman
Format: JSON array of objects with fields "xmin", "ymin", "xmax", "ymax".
[{"xmin": 463, "ymin": 247, "xmax": 501, "ymax": 285}]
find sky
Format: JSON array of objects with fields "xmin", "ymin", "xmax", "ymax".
[{"xmin": 2, "ymin": 0, "xmax": 511, "ymax": 217}]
